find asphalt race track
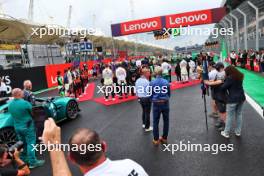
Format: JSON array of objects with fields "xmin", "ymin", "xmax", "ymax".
[{"xmin": 32, "ymin": 83, "xmax": 264, "ymax": 176}]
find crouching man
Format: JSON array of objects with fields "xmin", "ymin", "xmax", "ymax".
[{"xmin": 42, "ymin": 118, "xmax": 149, "ymax": 176}]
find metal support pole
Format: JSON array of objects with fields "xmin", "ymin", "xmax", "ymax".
[
  {"xmin": 236, "ymin": 8, "xmax": 248, "ymax": 50},
  {"xmin": 222, "ymin": 21, "xmax": 231, "ymax": 54},
  {"xmin": 220, "ymin": 21, "xmax": 230, "ymax": 55},
  {"xmin": 225, "ymin": 17, "xmax": 235, "ymax": 51},
  {"xmin": 247, "ymin": 1, "xmax": 259, "ymax": 51},
  {"xmin": 230, "ymin": 13, "xmax": 240, "ymax": 51}
]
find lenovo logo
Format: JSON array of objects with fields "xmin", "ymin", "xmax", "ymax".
[
  {"xmin": 169, "ymin": 13, "xmax": 208, "ymax": 25},
  {"xmin": 166, "ymin": 10, "xmax": 212, "ymax": 28},
  {"xmin": 121, "ymin": 17, "xmax": 161, "ymax": 35}
]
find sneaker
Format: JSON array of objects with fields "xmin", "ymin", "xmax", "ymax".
[
  {"xmin": 221, "ymin": 131, "xmax": 230, "ymax": 138},
  {"xmin": 142, "ymin": 124, "xmax": 145, "ymax": 128},
  {"xmin": 235, "ymin": 132, "xmax": 241, "ymax": 137},
  {"xmin": 105, "ymin": 99, "xmax": 109, "ymax": 102},
  {"xmin": 159, "ymin": 137, "xmax": 168, "ymax": 144},
  {"xmin": 215, "ymin": 121, "xmax": 224, "ymax": 128},
  {"xmin": 112, "ymin": 98, "xmax": 116, "ymax": 101},
  {"xmin": 152, "ymin": 139, "xmax": 160, "ymax": 146},
  {"xmin": 145, "ymin": 126, "xmax": 153, "ymax": 132},
  {"xmin": 209, "ymin": 112, "xmax": 219, "ymax": 118},
  {"xmin": 29, "ymin": 160, "xmax": 45, "ymax": 169},
  {"xmin": 218, "ymin": 126, "xmax": 225, "ymax": 132}
]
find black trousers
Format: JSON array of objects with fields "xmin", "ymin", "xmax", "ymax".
[
  {"xmin": 139, "ymin": 97, "xmax": 151, "ymax": 129},
  {"xmin": 104, "ymin": 85, "xmax": 115, "ymax": 99},
  {"xmin": 231, "ymin": 58, "xmax": 236, "ymax": 66},
  {"xmin": 176, "ymin": 74, "xmax": 181, "ymax": 82}
]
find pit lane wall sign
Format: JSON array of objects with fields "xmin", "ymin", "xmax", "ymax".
[{"xmin": 111, "ymin": 7, "xmax": 226, "ymax": 37}]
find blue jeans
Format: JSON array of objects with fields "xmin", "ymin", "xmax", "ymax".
[
  {"xmin": 153, "ymin": 101, "xmax": 169, "ymax": 140},
  {"xmin": 224, "ymin": 102, "xmax": 244, "ymax": 134}
]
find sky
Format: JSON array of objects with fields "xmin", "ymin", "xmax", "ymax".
[{"xmin": 1, "ymin": 0, "xmax": 224, "ymax": 49}]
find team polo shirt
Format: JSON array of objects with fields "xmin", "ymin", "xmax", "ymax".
[
  {"xmin": 84, "ymin": 158, "xmax": 148, "ymax": 176},
  {"xmin": 8, "ymin": 98, "xmax": 32, "ymax": 128}
]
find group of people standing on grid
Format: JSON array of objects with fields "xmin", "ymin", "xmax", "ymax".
[
  {"xmin": 175, "ymin": 56, "xmax": 197, "ymax": 83},
  {"xmin": 100, "ymin": 58, "xmax": 173, "ymax": 102},
  {"xmin": 56, "ymin": 65, "xmax": 89, "ymax": 98}
]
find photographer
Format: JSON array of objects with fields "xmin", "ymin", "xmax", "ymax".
[{"xmin": 0, "ymin": 145, "xmax": 30, "ymax": 176}]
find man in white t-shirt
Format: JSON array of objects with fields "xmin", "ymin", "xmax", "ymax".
[
  {"xmin": 188, "ymin": 60, "xmax": 196, "ymax": 80},
  {"xmin": 180, "ymin": 59, "xmax": 188, "ymax": 83},
  {"xmin": 161, "ymin": 60, "xmax": 171, "ymax": 82},
  {"xmin": 136, "ymin": 60, "xmax": 142, "ymax": 68},
  {"xmin": 116, "ymin": 66, "xmax": 128, "ymax": 99},
  {"xmin": 102, "ymin": 65, "xmax": 115, "ymax": 101},
  {"xmin": 41, "ymin": 118, "xmax": 148, "ymax": 176}
]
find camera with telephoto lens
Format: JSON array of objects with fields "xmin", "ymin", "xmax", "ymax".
[{"xmin": 7, "ymin": 141, "xmax": 24, "ymax": 159}]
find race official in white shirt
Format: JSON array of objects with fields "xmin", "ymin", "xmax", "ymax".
[
  {"xmin": 188, "ymin": 60, "xmax": 196, "ymax": 80},
  {"xmin": 180, "ymin": 59, "xmax": 189, "ymax": 83},
  {"xmin": 116, "ymin": 66, "xmax": 128, "ymax": 99},
  {"xmin": 102, "ymin": 65, "xmax": 115, "ymax": 101},
  {"xmin": 161, "ymin": 60, "xmax": 172, "ymax": 82}
]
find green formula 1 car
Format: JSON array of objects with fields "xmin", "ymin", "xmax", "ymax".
[{"xmin": 0, "ymin": 96, "xmax": 80, "ymax": 145}]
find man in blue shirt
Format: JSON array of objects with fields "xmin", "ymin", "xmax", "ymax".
[
  {"xmin": 135, "ymin": 67, "xmax": 153, "ymax": 132},
  {"xmin": 150, "ymin": 66, "xmax": 170, "ymax": 146},
  {"xmin": 23, "ymin": 80, "xmax": 35, "ymax": 105}
]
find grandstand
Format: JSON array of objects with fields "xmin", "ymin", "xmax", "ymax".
[{"xmin": 0, "ymin": 1, "xmax": 172, "ymax": 69}]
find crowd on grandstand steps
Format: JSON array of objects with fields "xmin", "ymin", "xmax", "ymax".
[{"xmin": 229, "ymin": 49, "xmax": 264, "ymax": 74}]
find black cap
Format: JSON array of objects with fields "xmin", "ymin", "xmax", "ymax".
[{"xmin": 215, "ymin": 62, "xmax": 224, "ymax": 71}]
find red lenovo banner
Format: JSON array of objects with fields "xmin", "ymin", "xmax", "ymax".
[
  {"xmin": 165, "ymin": 9, "xmax": 212, "ymax": 28},
  {"xmin": 111, "ymin": 7, "xmax": 226, "ymax": 37},
  {"xmin": 120, "ymin": 17, "xmax": 162, "ymax": 35}
]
